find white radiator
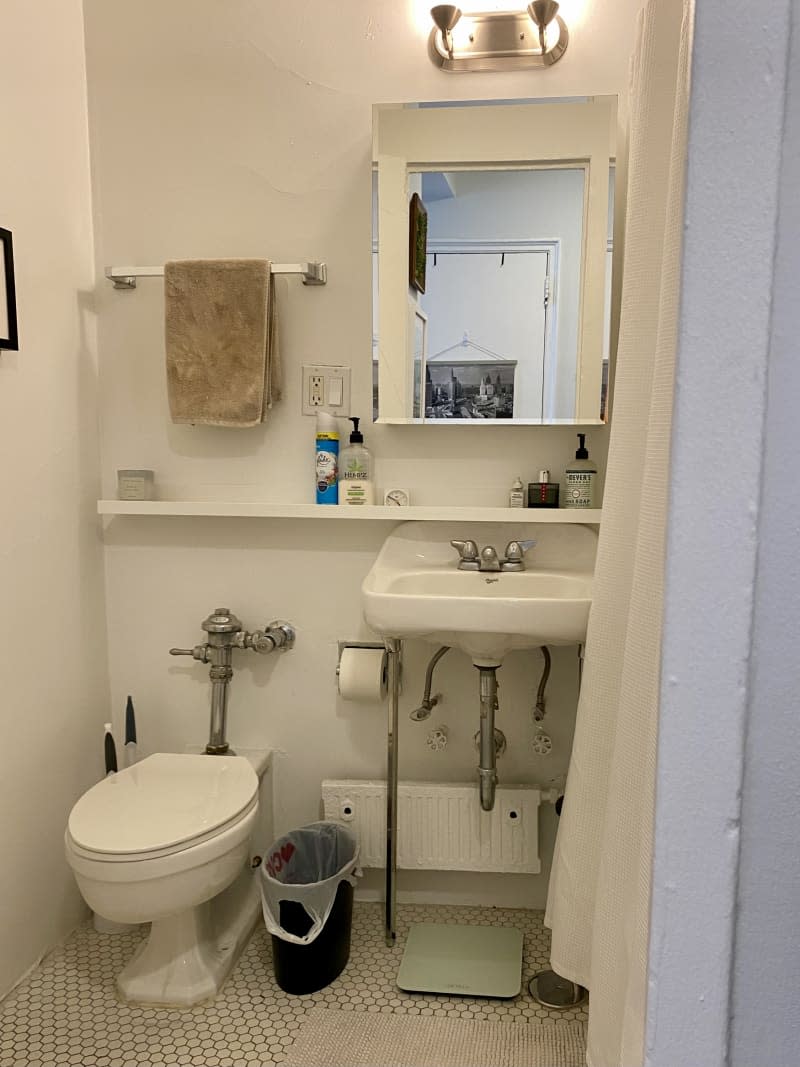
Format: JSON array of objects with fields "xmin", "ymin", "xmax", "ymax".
[{"xmin": 321, "ymin": 779, "xmax": 541, "ymax": 874}]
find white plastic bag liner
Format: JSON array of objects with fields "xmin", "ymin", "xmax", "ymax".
[{"xmin": 259, "ymin": 821, "xmax": 360, "ymax": 946}]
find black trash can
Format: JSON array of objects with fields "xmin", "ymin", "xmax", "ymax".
[
  {"xmin": 272, "ymin": 879, "xmax": 354, "ymax": 994},
  {"xmin": 259, "ymin": 822, "xmax": 359, "ymax": 996}
]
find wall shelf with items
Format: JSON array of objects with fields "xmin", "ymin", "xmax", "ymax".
[{"xmin": 97, "ymin": 501, "xmax": 602, "ymax": 523}]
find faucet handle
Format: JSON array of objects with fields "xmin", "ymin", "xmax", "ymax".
[
  {"xmin": 501, "ymin": 540, "xmax": 537, "ymax": 571},
  {"xmin": 450, "ymin": 539, "xmax": 480, "ymax": 570},
  {"xmin": 504, "ymin": 539, "xmax": 536, "ymax": 560}
]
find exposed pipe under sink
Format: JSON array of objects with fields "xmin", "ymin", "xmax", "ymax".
[{"xmin": 477, "ymin": 665, "xmax": 500, "ymax": 811}]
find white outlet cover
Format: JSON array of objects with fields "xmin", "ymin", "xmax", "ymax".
[{"xmin": 301, "ymin": 364, "xmax": 351, "ymax": 416}]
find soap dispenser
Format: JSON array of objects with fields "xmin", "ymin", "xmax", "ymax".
[
  {"xmin": 564, "ymin": 433, "xmax": 597, "ymax": 509},
  {"xmin": 338, "ymin": 417, "xmax": 374, "ymax": 506}
]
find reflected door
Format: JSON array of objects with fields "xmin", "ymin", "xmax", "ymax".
[{"xmin": 421, "ymin": 247, "xmax": 550, "ymax": 420}]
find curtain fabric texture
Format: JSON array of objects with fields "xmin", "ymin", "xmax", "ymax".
[{"xmin": 544, "ymin": 2, "xmax": 693, "ymax": 1065}]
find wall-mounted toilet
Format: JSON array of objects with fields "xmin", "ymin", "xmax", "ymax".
[{"xmin": 65, "ymin": 751, "xmax": 272, "ymax": 1007}]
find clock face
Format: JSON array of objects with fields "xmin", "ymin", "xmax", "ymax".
[{"xmin": 385, "ymin": 489, "xmax": 409, "ymax": 507}]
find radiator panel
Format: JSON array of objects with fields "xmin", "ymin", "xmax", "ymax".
[{"xmin": 321, "ymin": 779, "xmax": 541, "ymax": 874}]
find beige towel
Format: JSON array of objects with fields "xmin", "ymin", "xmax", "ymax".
[{"xmin": 165, "ymin": 259, "xmax": 281, "ymax": 427}]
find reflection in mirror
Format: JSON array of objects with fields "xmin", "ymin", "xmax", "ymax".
[
  {"xmin": 372, "ymin": 98, "xmax": 616, "ymax": 425},
  {"xmin": 415, "ymin": 168, "xmax": 584, "ymax": 421}
]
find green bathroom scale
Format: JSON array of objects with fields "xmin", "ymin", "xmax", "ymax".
[{"xmin": 397, "ymin": 923, "xmax": 523, "ymax": 998}]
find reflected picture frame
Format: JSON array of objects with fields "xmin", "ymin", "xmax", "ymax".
[
  {"xmin": 408, "ymin": 193, "xmax": 428, "ymax": 294},
  {"xmin": 0, "ymin": 228, "xmax": 19, "ymax": 351}
]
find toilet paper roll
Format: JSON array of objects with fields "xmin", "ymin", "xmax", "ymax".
[{"xmin": 338, "ymin": 647, "xmax": 388, "ymax": 702}]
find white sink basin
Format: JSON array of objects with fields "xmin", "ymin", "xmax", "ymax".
[{"xmin": 362, "ymin": 521, "xmax": 597, "ymax": 665}]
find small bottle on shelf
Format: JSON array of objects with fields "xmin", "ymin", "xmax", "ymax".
[{"xmin": 509, "ymin": 477, "xmax": 526, "ymax": 508}]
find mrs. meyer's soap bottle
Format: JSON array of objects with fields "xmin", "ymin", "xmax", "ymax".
[
  {"xmin": 563, "ymin": 433, "xmax": 597, "ymax": 509},
  {"xmin": 315, "ymin": 411, "xmax": 339, "ymax": 504}
]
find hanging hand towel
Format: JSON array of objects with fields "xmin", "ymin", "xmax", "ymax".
[{"xmin": 165, "ymin": 259, "xmax": 281, "ymax": 427}]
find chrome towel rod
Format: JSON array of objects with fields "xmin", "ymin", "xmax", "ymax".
[{"xmin": 105, "ymin": 262, "xmax": 327, "ymax": 289}]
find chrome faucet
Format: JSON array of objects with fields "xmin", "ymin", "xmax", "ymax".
[
  {"xmin": 451, "ymin": 539, "xmax": 536, "ymax": 572},
  {"xmin": 480, "ymin": 545, "xmax": 501, "ymax": 571},
  {"xmin": 170, "ymin": 608, "xmax": 295, "ymax": 755}
]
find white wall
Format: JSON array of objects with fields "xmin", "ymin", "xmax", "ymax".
[
  {"xmin": 83, "ymin": 0, "xmax": 641, "ymax": 907},
  {"xmin": 0, "ymin": 1, "xmax": 109, "ymax": 997}
]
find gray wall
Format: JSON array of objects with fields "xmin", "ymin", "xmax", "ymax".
[
  {"xmin": 649, "ymin": 0, "xmax": 799, "ymax": 1064},
  {"xmin": 729, "ymin": 1, "xmax": 800, "ymax": 1063}
]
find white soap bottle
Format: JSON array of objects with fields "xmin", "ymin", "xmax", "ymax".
[
  {"xmin": 564, "ymin": 433, "xmax": 597, "ymax": 509},
  {"xmin": 338, "ymin": 417, "xmax": 375, "ymax": 506}
]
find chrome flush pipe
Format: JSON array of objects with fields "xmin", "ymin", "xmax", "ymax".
[
  {"xmin": 207, "ymin": 645, "xmax": 235, "ymax": 754},
  {"xmin": 477, "ymin": 666, "xmax": 500, "ymax": 811},
  {"xmin": 170, "ymin": 609, "xmax": 295, "ymax": 755}
]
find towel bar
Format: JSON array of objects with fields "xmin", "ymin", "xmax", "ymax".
[{"xmin": 105, "ymin": 262, "xmax": 327, "ymax": 289}]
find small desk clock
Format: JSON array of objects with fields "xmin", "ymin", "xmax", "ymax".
[{"xmin": 384, "ymin": 488, "xmax": 410, "ymax": 506}]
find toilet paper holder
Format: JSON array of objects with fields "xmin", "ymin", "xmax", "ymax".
[{"xmin": 336, "ymin": 641, "xmax": 401, "ymax": 696}]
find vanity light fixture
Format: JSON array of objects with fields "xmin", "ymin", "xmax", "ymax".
[
  {"xmin": 428, "ymin": 2, "xmax": 569, "ymax": 72},
  {"xmin": 430, "ymin": 4, "xmax": 463, "ymax": 59}
]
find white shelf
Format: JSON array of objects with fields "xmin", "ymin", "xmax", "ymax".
[{"xmin": 97, "ymin": 500, "xmax": 602, "ymax": 522}]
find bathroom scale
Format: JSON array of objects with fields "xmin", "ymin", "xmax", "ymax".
[{"xmin": 396, "ymin": 923, "xmax": 523, "ymax": 998}]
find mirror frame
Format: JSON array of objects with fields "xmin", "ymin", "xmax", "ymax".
[{"xmin": 373, "ymin": 97, "xmax": 616, "ymax": 424}]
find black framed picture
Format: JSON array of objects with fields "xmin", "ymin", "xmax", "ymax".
[
  {"xmin": 0, "ymin": 228, "xmax": 19, "ymax": 351},
  {"xmin": 408, "ymin": 192, "xmax": 428, "ymax": 294}
]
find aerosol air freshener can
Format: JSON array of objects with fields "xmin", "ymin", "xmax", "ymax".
[{"xmin": 315, "ymin": 411, "xmax": 339, "ymax": 504}]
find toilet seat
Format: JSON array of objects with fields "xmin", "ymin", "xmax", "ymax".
[{"xmin": 67, "ymin": 753, "xmax": 258, "ymax": 862}]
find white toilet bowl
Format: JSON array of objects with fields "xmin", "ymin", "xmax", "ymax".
[{"xmin": 65, "ymin": 752, "xmax": 269, "ymax": 1007}]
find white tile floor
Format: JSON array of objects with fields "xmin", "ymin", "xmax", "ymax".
[{"xmin": 0, "ymin": 903, "xmax": 587, "ymax": 1067}]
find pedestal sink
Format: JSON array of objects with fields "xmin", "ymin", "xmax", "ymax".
[
  {"xmin": 362, "ymin": 521, "xmax": 597, "ymax": 666},
  {"xmin": 361, "ymin": 519, "xmax": 598, "ymax": 954}
]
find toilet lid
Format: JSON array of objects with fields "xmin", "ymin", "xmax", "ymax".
[{"xmin": 68, "ymin": 753, "xmax": 258, "ymax": 856}]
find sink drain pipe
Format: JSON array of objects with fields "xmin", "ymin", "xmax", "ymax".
[{"xmin": 477, "ymin": 666, "xmax": 500, "ymax": 811}]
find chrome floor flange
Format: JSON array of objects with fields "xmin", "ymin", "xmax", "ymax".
[{"xmin": 528, "ymin": 969, "xmax": 589, "ymax": 1008}]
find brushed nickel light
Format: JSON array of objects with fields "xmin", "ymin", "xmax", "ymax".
[
  {"xmin": 429, "ymin": 2, "xmax": 569, "ymax": 72},
  {"xmin": 430, "ymin": 5, "xmax": 462, "ymax": 60},
  {"xmin": 527, "ymin": 0, "xmax": 563, "ymax": 55}
]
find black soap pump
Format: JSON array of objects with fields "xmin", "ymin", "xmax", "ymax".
[{"xmin": 564, "ymin": 433, "xmax": 598, "ymax": 509}]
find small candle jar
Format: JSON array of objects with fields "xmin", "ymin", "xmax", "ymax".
[
  {"xmin": 117, "ymin": 469, "xmax": 155, "ymax": 501},
  {"xmin": 528, "ymin": 470, "xmax": 559, "ymax": 508}
]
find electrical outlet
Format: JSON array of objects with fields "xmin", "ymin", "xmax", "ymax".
[
  {"xmin": 309, "ymin": 374, "xmax": 325, "ymax": 408},
  {"xmin": 302, "ymin": 365, "xmax": 351, "ymax": 416}
]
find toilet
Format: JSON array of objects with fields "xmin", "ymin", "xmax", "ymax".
[{"xmin": 65, "ymin": 750, "xmax": 273, "ymax": 1007}]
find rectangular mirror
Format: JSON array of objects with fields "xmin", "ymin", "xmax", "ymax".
[{"xmin": 372, "ymin": 97, "xmax": 616, "ymax": 425}]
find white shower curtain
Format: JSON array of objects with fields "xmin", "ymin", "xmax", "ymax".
[{"xmin": 544, "ymin": 2, "xmax": 693, "ymax": 1065}]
